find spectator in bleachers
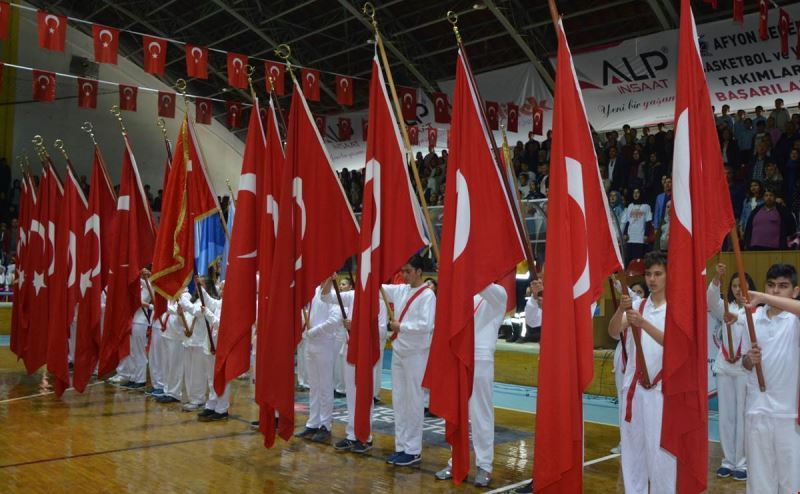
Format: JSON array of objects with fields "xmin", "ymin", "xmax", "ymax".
[
  {"xmin": 734, "ymin": 112, "xmax": 755, "ymax": 165},
  {"xmin": 607, "ymin": 146, "xmax": 629, "ymax": 193},
  {"xmin": 769, "ymin": 98, "xmax": 790, "ymax": 133},
  {"xmin": 767, "ymin": 117, "xmax": 782, "ymax": 146},
  {"xmin": 653, "ymin": 177, "xmax": 672, "ymax": 230},
  {"xmin": 740, "ymin": 179, "xmax": 765, "ymax": 235},
  {"xmin": 628, "ymin": 149, "xmax": 645, "ymax": 191},
  {"xmin": 784, "ymin": 148, "xmax": 800, "ymax": 210},
  {"xmin": 763, "ymin": 162, "xmax": 784, "ymax": 195},
  {"xmin": 753, "ymin": 105, "xmax": 767, "ymax": 127},
  {"xmin": 750, "ymin": 139, "xmax": 771, "ymax": 181},
  {"xmin": 608, "ymin": 190, "xmax": 625, "ymax": 231},
  {"xmin": 725, "ymin": 166, "xmax": 745, "ymax": 220},
  {"xmin": 622, "ymin": 188, "xmax": 653, "ymax": 265},
  {"xmin": 744, "ymin": 188, "xmax": 796, "ymax": 250},
  {"xmin": 716, "ymin": 104, "xmax": 734, "ymax": 131},
  {"xmin": 720, "ymin": 128, "xmax": 739, "ymax": 169}
]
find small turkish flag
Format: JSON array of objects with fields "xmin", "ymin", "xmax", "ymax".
[
  {"xmin": 408, "ymin": 125, "xmax": 419, "ymax": 145},
  {"xmin": 733, "ymin": 0, "xmax": 744, "ymax": 23},
  {"xmin": 507, "ymin": 103, "xmax": 519, "ymax": 132},
  {"xmin": 119, "ymin": 84, "xmax": 137, "ymax": 111},
  {"xmin": 143, "ymin": 36, "xmax": 167, "ymax": 75},
  {"xmin": 485, "ymin": 101, "xmax": 499, "ymax": 130},
  {"xmin": 399, "ymin": 87, "xmax": 417, "ymax": 120},
  {"xmin": 158, "ymin": 91, "xmax": 176, "ymax": 119},
  {"xmin": 265, "ymin": 61, "xmax": 285, "ymax": 95},
  {"xmin": 432, "ymin": 92, "xmax": 450, "ymax": 123},
  {"xmin": 227, "ymin": 52, "xmax": 248, "ymax": 89},
  {"xmin": 92, "ymin": 24, "xmax": 119, "ymax": 64},
  {"xmin": 186, "ymin": 44, "xmax": 208, "ymax": 79},
  {"xmin": 361, "ymin": 119, "xmax": 368, "ymax": 142},
  {"xmin": 532, "ymin": 107, "xmax": 544, "ymax": 135},
  {"xmin": 196, "ymin": 98, "xmax": 212, "ymax": 124},
  {"xmin": 32, "ymin": 70, "xmax": 56, "ymax": 102},
  {"xmin": 226, "ymin": 100, "xmax": 243, "ymax": 129},
  {"xmin": 759, "ymin": 0, "xmax": 769, "ymax": 41},
  {"xmin": 37, "ymin": 11, "xmax": 66, "ymax": 52},
  {"xmin": 314, "ymin": 114, "xmax": 326, "ymax": 137},
  {"xmin": 302, "ymin": 68, "xmax": 321, "ymax": 101},
  {"xmin": 77, "ymin": 78, "xmax": 98, "ymax": 109},
  {"xmin": 427, "ymin": 127, "xmax": 438, "ymax": 148},
  {"xmin": 336, "ymin": 76, "xmax": 353, "ymax": 106},
  {"xmin": 779, "ymin": 9, "xmax": 790, "ymax": 56},
  {"xmin": 338, "ymin": 117, "xmax": 352, "ymax": 141},
  {"xmin": 0, "ymin": 2, "xmax": 10, "ymax": 41}
]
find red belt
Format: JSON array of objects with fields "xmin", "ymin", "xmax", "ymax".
[{"xmin": 624, "ymin": 369, "xmax": 663, "ymax": 422}]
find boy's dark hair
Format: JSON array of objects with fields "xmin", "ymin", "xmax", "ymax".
[
  {"xmin": 728, "ymin": 272, "xmax": 756, "ymax": 303},
  {"xmin": 765, "ymin": 263, "xmax": 798, "ymax": 286},
  {"xmin": 643, "ymin": 251, "xmax": 667, "ymax": 269},
  {"xmin": 407, "ymin": 254, "xmax": 425, "ymax": 272}
]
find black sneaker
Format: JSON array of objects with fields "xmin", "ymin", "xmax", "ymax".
[
  {"xmin": 199, "ymin": 412, "xmax": 228, "ymax": 422},
  {"xmin": 155, "ymin": 395, "xmax": 180, "ymax": 404},
  {"xmin": 124, "ymin": 382, "xmax": 146, "ymax": 389},
  {"xmin": 198, "ymin": 408, "xmax": 215, "ymax": 418},
  {"xmin": 351, "ymin": 441, "xmax": 373, "ymax": 454},
  {"xmin": 393, "ymin": 453, "xmax": 421, "ymax": 467},
  {"xmin": 373, "ymin": 397, "xmax": 381, "ymax": 405},
  {"xmin": 514, "ymin": 480, "xmax": 533, "ymax": 493},
  {"xmin": 334, "ymin": 438, "xmax": 356, "ymax": 451},
  {"xmin": 294, "ymin": 426, "xmax": 319, "ymax": 438},
  {"xmin": 311, "ymin": 426, "xmax": 331, "ymax": 443},
  {"xmin": 424, "ymin": 408, "xmax": 438, "ymax": 418},
  {"xmin": 334, "ymin": 390, "xmax": 346, "ymax": 398}
]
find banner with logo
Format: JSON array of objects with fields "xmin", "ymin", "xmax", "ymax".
[{"xmin": 562, "ymin": 3, "xmax": 800, "ymax": 131}]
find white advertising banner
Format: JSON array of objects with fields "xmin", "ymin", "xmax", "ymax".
[{"xmin": 563, "ymin": 3, "xmax": 800, "ymax": 132}]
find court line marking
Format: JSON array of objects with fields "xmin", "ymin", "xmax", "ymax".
[
  {"xmin": 0, "ymin": 381, "xmax": 105, "ymax": 404},
  {"xmin": 485, "ymin": 454, "xmax": 621, "ymax": 493},
  {"xmin": 583, "ymin": 452, "xmax": 621, "ymax": 466}
]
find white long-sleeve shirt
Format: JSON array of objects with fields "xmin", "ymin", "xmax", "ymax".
[
  {"xmin": 474, "ymin": 284, "xmax": 507, "ymax": 361},
  {"xmin": 381, "ymin": 283, "xmax": 436, "ymax": 357},
  {"xmin": 304, "ymin": 286, "xmax": 342, "ymax": 351},
  {"xmin": 132, "ymin": 280, "xmax": 153, "ymax": 325},
  {"xmin": 524, "ymin": 296, "xmax": 541, "ymax": 328},
  {"xmin": 320, "ymin": 288, "xmax": 389, "ymax": 355},
  {"xmin": 706, "ymin": 282, "xmax": 747, "ymax": 376}
]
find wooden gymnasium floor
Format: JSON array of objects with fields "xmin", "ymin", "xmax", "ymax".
[{"xmin": 0, "ymin": 348, "xmax": 744, "ymax": 493}]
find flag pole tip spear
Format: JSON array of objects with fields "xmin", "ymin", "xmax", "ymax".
[
  {"xmin": 447, "ymin": 11, "xmax": 462, "ymax": 44},
  {"xmin": 362, "ymin": 2, "xmax": 377, "ymax": 29},
  {"xmin": 246, "ymin": 64, "xmax": 257, "ymax": 101},
  {"xmin": 175, "ymin": 79, "xmax": 189, "ymax": 114},
  {"xmin": 275, "ymin": 44, "xmax": 292, "ymax": 74},
  {"xmin": 81, "ymin": 121, "xmax": 98, "ymax": 145},
  {"xmin": 109, "ymin": 105, "xmax": 127, "ymax": 136},
  {"xmin": 53, "ymin": 138, "xmax": 69, "ymax": 162},
  {"xmin": 156, "ymin": 118, "xmax": 168, "ymax": 139}
]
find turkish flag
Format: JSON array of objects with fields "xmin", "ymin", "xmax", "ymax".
[
  {"xmin": 32, "ymin": 70, "xmax": 56, "ymax": 102},
  {"xmin": 427, "ymin": 127, "xmax": 438, "ymax": 148},
  {"xmin": 256, "ymin": 81, "xmax": 359, "ymax": 447},
  {"xmin": 302, "ymin": 68, "xmax": 321, "ymax": 101},
  {"xmin": 0, "ymin": 2, "xmax": 10, "ymax": 40},
  {"xmin": 74, "ymin": 146, "xmax": 116, "ymax": 392},
  {"xmin": 98, "ymin": 136, "xmax": 156, "ymax": 377},
  {"xmin": 226, "ymin": 100, "xmax": 243, "ymax": 129},
  {"xmin": 423, "ymin": 50, "xmax": 525, "ymax": 485},
  {"xmin": 92, "ymin": 24, "xmax": 119, "ymax": 64},
  {"xmin": 119, "ymin": 84, "xmax": 138, "ymax": 111},
  {"xmin": 143, "ymin": 36, "xmax": 167, "ymax": 75},
  {"xmin": 485, "ymin": 101, "xmax": 499, "ymax": 130},
  {"xmin": 780, "ymin": 9, "xmax": 790, "ymax": 56},
  {"xmin": 361, "ymin": 119, "xmax": 368, "ymax": 141},
  {"xmin": 759, "ymin": 0, "xmax": 769, "ymax": 41},
  {"xmin": 264, "ymin": 61, "xmax": 285, "ymax": 96},
  {"xmin": 314, "ymin": 114, "xmax": 326, "ymax": 137},
  {"xmin": 185, "ymin": 44, "xmax": 208, "ymax": 79},
  {"xmin": 48, "ymin": 166, "xmax": 89, "ymax": 397},
  {"xmin": 733, "ymin": 0, "xmax": 744, "ymax": 23},
  {"xmin": 338, "ymin": 117, "xmax": 353, "ymax": 141},
  {"xmin": 661, "ymin": 3, "xmax": 735, "ymax": 493},
  {"xmin": 227, "ymin": 52, "xmax": 248, "ymax": 89},
  {"xmin": 349, "ymin": 56, "xmax": 427, "ymax": 443},
  {"xmin": 196, "ymin": 98, "xmax": 212, "ymax": 124},
  {"xmin": 532, "ymin": 18, "xmax": 624, "ymax": 492},
  {"xmin": 408, "ymin": 125, "xmax": 419, "ymax": 145},
  {"xmin": 432, "ymin": 92, "xmax": 450, "ymax": 123},
  {"xmin": 507, "ymin": 103, "xmax": 519, "ymax": 133},
  {"xmin": 37, "ymin": 11, "xmax": 66, "ymax": 51},
  {"xmin": 399, "ymin": 87, "xmax": 417, "ymax": 120},
  {"xmin": 10, "ymin": 175, "xmax": 35, "ymax": 359},
  {"xmin": 77, "ymin": 78, "xmax": 98, "ymax": 109},
  {"xmin": 336, "ymin": 76, "xmax": 354, "ymax": 106},
  {"xmin": 533, "ymin": 107, "xmax": 544, "ymax": 135},
  {"xmin": 158, "ymin": 91, "xmax": 176, "ymax": 118}
]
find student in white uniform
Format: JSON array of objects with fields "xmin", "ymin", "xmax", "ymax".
[
  {"xmin": 294, "ymin": 285, "xmax": 343, "ymax": 443},
  {"xmin": 181, "ymin": 286, "xmax": 207, "ymax": 412},
  {"xmin": 332, "ymin": 278, "xmax": 352, "ymax": 397},
  {"xmin": 383, "ymin": 255, "xmax": 436, "ymax": 468},
  {"xmin": 155, "ymin": 288, "xmax": 193, "ymax": 404},
  {"xmin": 145, "ymin": 272, "xmax": 166, "ymax": 397},
  {"xmin": 707, "ymin": 263, "xmax": 753, "ymax": 481},
  {"xmin": 434, "ymin": 283, "xmax": 507, "ymax": 487},
  {"xmin": 608, "ymin": 251, "xmax": 676, "ymax": 494},
  {"xmin": 523, "ymin": 279, "xmax": 543, "ymax": 341},
  {"xmin": 740, "ymin": 263, "xmax": 800, "ymax": 494},
  {"xmin": 112, "ymin": 270, "xmax": 152, "ymax": 388},
  {"xmin": 192, "ymin": 276, "xmax": 229, "ymax": 422}
]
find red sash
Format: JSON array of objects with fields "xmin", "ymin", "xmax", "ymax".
[
  {"xmin": 720, "ymin": 335, "xmax": 742, "ymax": 364},
  {"xmin": 390, "ymin": 285, "xmax": 430, "ymax": 341},
  {"xmin": 624, "ymin": 299, "xmax": 663, "ymax": 422}
]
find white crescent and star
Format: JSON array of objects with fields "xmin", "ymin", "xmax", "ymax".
[
  {"xmin": 82, "ymin": 82, "xmax": 94, "ymax": 95},
  {"xmin": 565, "ymin": 157, "xmax": 590, "ymax": 299},
  {"xmin": 123, "ymin": 87, "xmax": 134, "ymax": 99},
  {"xmin": 38, "ymin": 75, "xmax": 51, "ymax": 89},
  {"xmin": 232, "ymin": 57, "xmax": 244, "ymax": 72},
  {"xmin": 340, "ymin": 78, "xmax": 350, "ymax": 90},
  {"xmin": 292, "ymin": 177, "xmax": 306, "ymax": 272},
  {"xmin": 99, "ymin": 28, "xmax": 113, "ymax": 48},
  {"xmin": 191, "ymin": 47, "xmax": 203, "ymax": 61},
  {"xmin": 45, "ymin": 14, "xmax": 60, "ymax": 34},
  {"xmin": 306, "ymin": 72, "xmax": 316, "ymax": 86},
  {"xmin": 359, "ymin": 158, "xmax": 381, "ymax": 290},
  {"xmin": 452, "ymin": 170, "xmax": 470, "ymax": 261},
  {"xmin": 161, "ymin": 94, "xmax": 172, "ymax": 107},
  {"xmin": 149, "ymin": 41, "xmax": 162, "ymax": 58},
  {"xmin": 269, "ymin": 66, "xmax": 280, "ymax": 78}
]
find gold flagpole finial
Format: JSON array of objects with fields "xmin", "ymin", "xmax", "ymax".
[
  {"xmin": 362, "ymin": 2, "xmax": 377, "ymax": 29},
  {"xmin": 32, "ymin": 135, "xmax": 48, "ymax": 160},
  {"xmin": 81, "ymin": 121, "xmax": 98, "ymax": 146},
  {"xmin": 156, "ymin": 118, "xmax": 168, "ymax": 139},
  {"xmin": 447, "ymin": 10, "xmax": 462, "ymax": 44},
  {"xmin": 246, "ymin": 64, "xmax": 257, "ymax": 100},
  {"xmin": 175, "ymin": 78, "xmax": 189, "ymax": 114},
  {"xmin": 109, "ymin": 105, "xmax": 127, "ymax": 136},
  {"xmin": 275, "ymin": 44, "xmax": 292, "ymax": 74},
  {"xmin": 53, "ymin": 139, "xmax": 69, "ymax": 162}
]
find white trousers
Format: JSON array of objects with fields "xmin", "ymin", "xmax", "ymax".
[
  {"xmin": 68, "ymin": 322, "xmax": 76, "ymax": 364},
  {"xmin": 305, "ymin": 345, "xmax": 336, "ymax": 429},
  {"xmin": 205, "ymin": 357, "xmax": 231, "ymax": 413},
  {"xmin": 716, "ymin": 373, "xmax": 747, "ymax": 471},
  {"xmin": 148, "ymin": 327, "xmax": 166, "ymax": 390},
  {"xmin": 446, "ymin": 359, "xmax": 495, "ymax": 472},
  {"xmin": 620, "ymin": 386, "xmax": 677, "ymax": 494},
  {"xmin": 746, "ymin": 414, "xmax": 800, "ymax": 493},
  {"xmin": 162, "ymin": 337, "xmax": 184, "ymax": 400},
  {"xmin": 183, "ymin": 346, "xmax": 209, "ymax": 405},
  {"xmin": 296, "ymin": 339, "xmax": 309, "ymax": 387},
  {"xmin": 374, "ymin": 335, "xmax": 387, "ymax": 398},
  {"xmin": 117, "ymin": 323, "xmax": 148, "ymax": 383},
  {"xmin": 344, "ymin": 358, "xmax": 380, "ymax": 441},
  {"xmin": 391, "ymin": 350, "xmax": 429, "ymax": 455},
  {"xmin": 334, "ymin": 334, "xmax": 346, "ymax": 393}
]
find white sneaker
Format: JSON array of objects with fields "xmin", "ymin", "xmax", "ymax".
[
  {"xmin": 108, "ymin": 375, "xmax": 128, "ymax": 384},
  {"xmin": 182, "ymin": 403, "xmax": 202, "ymax": 412},
  {"xmin": 610, "ymin": 444, "xmax": 621, "ymax": 454}
]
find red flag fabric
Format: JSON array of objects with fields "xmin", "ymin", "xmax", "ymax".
[
  {"xmin": 780, "ymin": 9, "xmax": 791, "ymax": 56},
  {"xmin": 37, "ymin": 11, "xmax": 66, "ymax": 51},
  {"xmin": 92, "ymin": 24, "xmax": 119, "ymax": 64},
  {"xmin": 265, "ymin": 61, "xmax": 285, "ymax": 96},
  {"xmin": 77, "ymin": 78, "xmax": 98, "ymax": 109},
  {"xmin": 74, "ymin": 146, "xmax": 116, "ymax": 392},
  {"xmin": 507, "ymin": 103, "xmax": 519, "ymax": 133},
  {"xmin": 32, "ymin": 70, "xmax": 56, "ymax": 102},
  {"xmin": 423, "ymin": 49, "xmax": 525, "ymax": 485},
  {"xmin": 399, "ymin": 87, "xmax": 417, "ymax": 120},
  {"xmin": 733, "ymin": 0, "xmax": 744, "ymax": 23},
  {"xmin": 119, "ymin": 85, "xmax": 137, "ymax": 111},
  {"xmin": 10, "ymin": 176, "xmax": 35, "ymax": 359},
  {"xmin": 703, "ymin": 0, "xmax": 717, "ymax": 8},
  {"xmin": 432, "ymin": 92, "xmax": 450, "ymax": 123},
  {"xmin": 336, "ymin": 76, "xmax": 354, "ymax": 106},
  {"xmin": 227, "ymin": 52, "xmax": 248, "ymax": 89},
  {"xmin": 349, "ymin": 54, "xmax": 427, "ymax": 443},
  {"xmin": 361, "ymin": 119, "xmax": 368, "ymax": 142},
  {"xmin": 185, "ymin": 44, "xmax": 208, "ymax": 79},
  {"xmin": 226, "ymin": 101, "xmax": 243, "ymax": 129},
  {"xmin": 338, "ymin": 117, "xmax": 353, "ymax": 141},
  {"xmin": 301, "ymin": 68, "xmax": 321, "ymax": 101},
  {"xmin": 257, "ymin": 79, "xmax": 359, "ymax": 446},
  {"xmin": 533, "ymin": 107, "xmax": 544, "ymax": 135},
  {"xmin": 48, "ymin": 166, "xmax": 88, "ymax": 397},
  {"xmin": 427, "ymin": 127, "xmax": 438, "ymax": 148},
  {"xmin": 196, "ymin": 98, "xmax": 212, "ymax": 125},
  {"xmin": 533, "ymin": 18, "xmax": 624, "ymax": 492},
  {"xmin": 498, "ymin": 268, "xmax": 517, "ymax": 313},
  {"xmin": 98, "ymin": 137, "xmax": 156, "ymax": 377},
  {"xmin": 408, "ymin": 125, "xmax": 420, "ymax": 145},
  {"xmin": 0, "ymin": 2, "xmax": 10, "ymax": 40},
  {"xmin": 662, "ymin": 2, "xmax": 735, "ymax": 492},
  {"xmin": 314, "ymin": 115, "xmax": 326, "ymax": 137},
  {"xmin": 759, "ymin": 0, "xmax": 769, "ymax": 41},
  {"xmin": 485, "ymin": 101, "xmax": 499, "ymax": 130},
  {"xmin": 143, "ymin": 36, "xmax": 167, "ymax": 75},
  {"xmin": 158, "ymin": 91, "xmax": 176, "ymax": 119}
]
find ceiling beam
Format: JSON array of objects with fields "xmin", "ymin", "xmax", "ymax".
[{"xmin": 645, "ymin": 0, "xmax": 672, "ymax": 30}]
